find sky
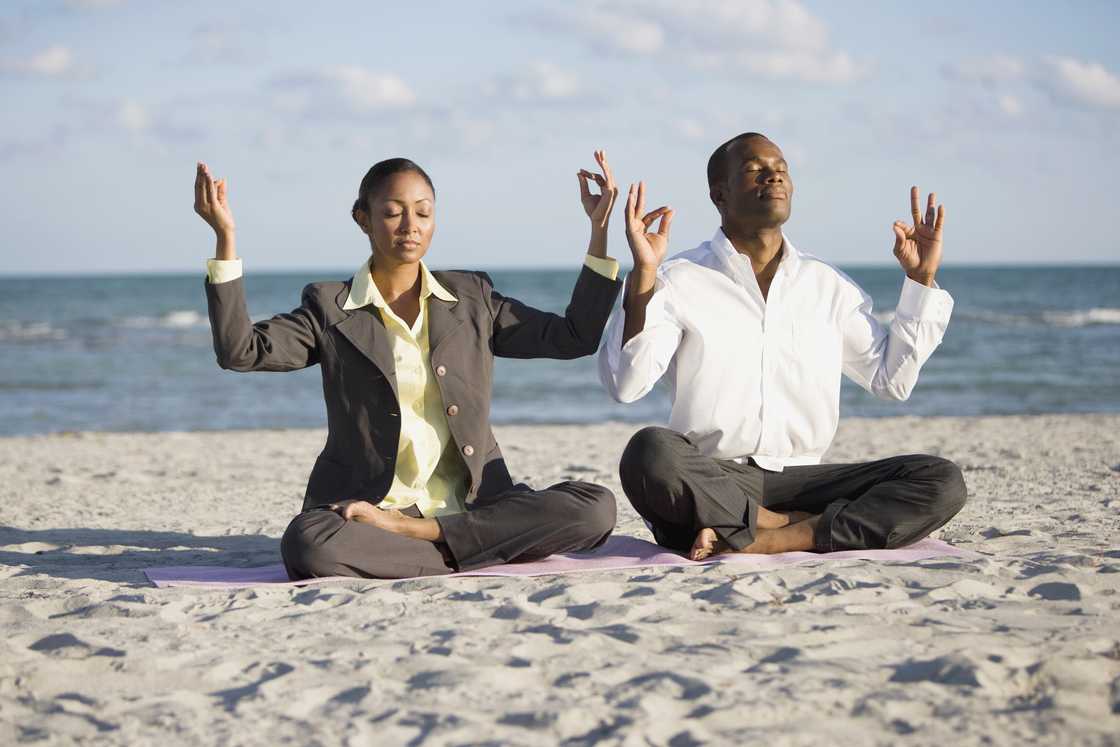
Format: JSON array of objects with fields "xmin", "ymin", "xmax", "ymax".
[{"xmin": 2, "ymin": 0, "xmax": 1118, "ymax": 275}]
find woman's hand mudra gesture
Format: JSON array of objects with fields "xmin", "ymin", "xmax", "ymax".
[
  {"xmin": 624, "ymin": 181, "xmax": 673, "ymax": 270},
  {"xmin": 893, "ymin": 186, "xmax": 944, "ymax": 287},
  {"xmin": 194, "ymin": 161, "xmax": 234, "ymax": 236},
  {"xmin": 194, "ymin": 161, "xmax": 237, "ymax": 260},
  {"xmin": 578, "ymin": 149, "xmax": 619, "ymax": 233}
]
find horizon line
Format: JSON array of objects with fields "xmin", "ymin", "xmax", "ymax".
[{"xmin": 2, "ymin": 259, "xmax": 1120, "ymax": 280}]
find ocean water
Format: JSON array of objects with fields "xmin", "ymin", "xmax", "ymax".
[{"xmin": 0, "ymin": 265, "xmax": 1117, "ymax": 436}]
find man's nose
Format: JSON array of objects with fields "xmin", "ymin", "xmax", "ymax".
[{"xmin": 762, "ymin": 169, "xmax": 784, "ymax": 184}]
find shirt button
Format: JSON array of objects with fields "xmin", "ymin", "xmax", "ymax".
[
  {"xmin": 462, "ymin": 444, "xmax": 474, "ymax": 456},
  {"xmin": 446, "ymin": 404, "xmax": 459, "ymax": 416},
  {"xmin": 436, "ymin": 365, "xmax": 447, "ymax": 376}
]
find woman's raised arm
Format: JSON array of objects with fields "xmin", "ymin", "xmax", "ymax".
[
  {"xmin": 488, "ymin": 150, "xmax": 623, "ymax": 359},
  {"xmin": 194, "ymin": 161, "xmax": 321, "ymax": 372}
]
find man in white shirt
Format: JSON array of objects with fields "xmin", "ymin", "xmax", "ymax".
[{"xmin": 599, "ymin": 132, "xmax": 966, "ymax": 560}]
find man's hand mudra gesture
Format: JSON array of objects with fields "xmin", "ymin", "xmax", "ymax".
[
  {"xmin": 894, "ymin": 186, "xmax": 945, "ymax": 287},
  {"xmin": 621, "ymin": 181, "xmax": 674, "ymax": 346}
]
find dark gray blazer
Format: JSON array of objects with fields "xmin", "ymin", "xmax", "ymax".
[{"xmin": 204, "ymin": 265, "xmax": 622, "ymax": 511}]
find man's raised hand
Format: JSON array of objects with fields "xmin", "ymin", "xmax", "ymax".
[
  {"xmin": 892, "ymin": 186, "xmax": 944, "ymax": 287},
  {"xmin": 578, "ymin": 149, "xmax": 619, "ymax": 232},
  {"xmin": 624, "ymin": 181, "xmax": 673, "ymax": 270},
  {"xmin": 194, "ymin": 161, "xmax": 235, "ymax": 237}
]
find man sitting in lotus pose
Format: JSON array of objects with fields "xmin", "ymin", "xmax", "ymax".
[{"xmin": 599, "ymin": 132, "xmax": 966, "ymax": 560}]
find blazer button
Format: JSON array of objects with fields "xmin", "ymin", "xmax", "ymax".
[
  {"xmin": 462, "ymin": 444, "xmax": 474, "ymax": 457},
  {"xmin": 446, "ymin": 404, "xmax": 459, "ymax": 416},
  {"xmin": 436, "ymin": 365, "xmax": 447, "ymax": 376}
]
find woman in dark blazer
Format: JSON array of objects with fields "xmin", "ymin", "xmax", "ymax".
[{"xmin": 193, "ymin": 153, "xmax": 624, "ymax": 580}]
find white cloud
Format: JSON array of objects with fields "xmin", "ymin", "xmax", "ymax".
[
  {"xmin": 329, "ymin": 66, "xmax": 416, "ymax": 109},
  {"xmin": 533, "ymin": 7, "xmax": 664, "ymax": 54},
  {"xmin": 486, "ymin": 62, "xmax": 582, "ymax": 103},
  {"xmin": 0, "ymin": 125, "xmax": 71, "ymax": 161},
  {"xmin": 1041, "ymin": 56, "xmax": 1120, "ymax": 110},
  {"xmin": 190, "ymin": 23, "xmax": 247, "ymax": 64},
  {"xmin": 676, "ymin": 118, "xmax": 706, "ymax": 139},
  {"xmin": 997, "ymin": 94, "xmax": 1023, "ymax": 117},
  {"xmin": 724, "ymin": 48, "xmax": 867, "ymax": 84},
  {"xmin": 942, "ymin": 54, "xmax": 1025, "ymax": 86},
  {"xmin": 270, "ymin": 66, "xmax": 416, "ymax": 117},
  {"xmin": 2, "ymin": 45, "xmax": 75, "ymax": 77},
  {"xmin": 65, "ymin": 0, "xmax": 126, "ymax": 8},
  {"xmin": 523, "ymin": 0, "xmax": 868, "ymax": 84},
  {"xmin": 117, "ymin": 99, "xmax": 149, "ymax": 132}
]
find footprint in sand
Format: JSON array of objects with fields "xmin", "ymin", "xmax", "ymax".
[{"xmin": 28, "ymin": 633, "xmax": 125, "ymax": 659}]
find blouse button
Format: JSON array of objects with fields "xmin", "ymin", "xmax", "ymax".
[
  {"xmin": 436, "ymin": 365, "xmax": 447, "ymax": 376},
  {"xmin": 446, "ymin": 404, "xmax": 459, "ymax": 416},
  {"xmin": 462, "ymin": 444, "xmax": 474, "ymax": 457}
]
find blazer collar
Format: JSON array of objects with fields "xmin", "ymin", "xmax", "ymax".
[{"xmin": 331, "ymin": 261, "xmax": 465, "ymax": 397}]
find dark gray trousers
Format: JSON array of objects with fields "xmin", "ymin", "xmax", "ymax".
[
  {"xmin": 619, "ymin": 427, "xmax": 967, "ymax": 554},
  {"xmin": 281, "ymin": 480, "xmax": 616, "ymax": 580}
]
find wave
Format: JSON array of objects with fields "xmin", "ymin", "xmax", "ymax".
[
  {"xmin": 870, "ymin": 307, "xmax": 1120, "ymax": 328},
  {"xmin": 117, "ymin": 310, "xmax": 209, "ymax": 329},
  {"xmin": 0, "ymin": 321, "xmax": 67, "ymax": 342},
  {"xmin": 1040, "ymin": 308, "xmax": 1120, "ymax": 327}
]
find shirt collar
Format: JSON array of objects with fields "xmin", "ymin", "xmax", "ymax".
[
  {"xmin": 343, "ymin": 258, "xmax": 457, "ymax": 311},
  {"xmin": 710, "ymin": 227, "xmax": 802, "ymax": 275}
]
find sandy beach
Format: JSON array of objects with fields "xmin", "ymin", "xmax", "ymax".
[{"xmin": 1, "ymin": 414, "xmax": 1118, "ymax": 745}]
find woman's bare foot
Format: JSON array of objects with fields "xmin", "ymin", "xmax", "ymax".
[{"xmin": 329, "ymin": 501, "xmax": 444, "ymax": 542}]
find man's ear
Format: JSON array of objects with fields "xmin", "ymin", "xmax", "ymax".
[{"xmin": 709, "ymin": 184, "xmax": 724, "ymax": 211}]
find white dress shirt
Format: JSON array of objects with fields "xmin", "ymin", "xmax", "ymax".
[{"xmin": 599, "ymin": 228, "xmax": 954, "ymax": 471}]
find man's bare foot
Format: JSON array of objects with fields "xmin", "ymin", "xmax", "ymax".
[
  {"xmin": 737, "ymin": 516, "xmax": 820, "ymax": 554},
  {"xmin": 329, "ymin": 501, "xmax": 444, "ymax": 542},
  {"xmin": 690, "ymin": 508, "xmax": 817, "ymax": 560},
  {"xmin": 755, "ymin": 506, "xmax": 815, "ymax": 529},
  {"xmin": 690, "ymin": 528, "xmax": 724, "ymax": 560}
]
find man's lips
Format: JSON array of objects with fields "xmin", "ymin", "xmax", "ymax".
[{"xmin": 759, "ymin": 189, "xmax": 787, "ymax": 200}]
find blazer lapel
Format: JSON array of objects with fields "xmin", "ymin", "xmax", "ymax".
[
  {"xmin": 333, "ymin": 284, "xmax": 399, "ymax": 398},
  {"xmin": 427, "ymin": 279, "xmax": 467, "ymax": 357}
]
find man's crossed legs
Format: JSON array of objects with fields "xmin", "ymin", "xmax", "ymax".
[{"xmin": 619, "ymin": 427, "xmax": 967, "ymax": 559}]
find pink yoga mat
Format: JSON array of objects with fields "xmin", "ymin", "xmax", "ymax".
[{"xmin": 142, "ymin": 535, "xmax": 975, "ymax": 588}]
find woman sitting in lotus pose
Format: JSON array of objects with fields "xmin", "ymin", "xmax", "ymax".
[{"xmin": 193, "ymin": 151, "xmax": 623, "ymax": 579}]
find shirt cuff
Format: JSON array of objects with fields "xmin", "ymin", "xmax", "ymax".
[
  {"xmin": 206, "ymin": 258, "xmax": 243, "ymax": 285},
  {"xmin": 583, "ymin": 254, "xmax": 620, "ymax": 281},
  {"xmin": 896, "ymin": 275, "xmax": 953, "ymax": 321}
]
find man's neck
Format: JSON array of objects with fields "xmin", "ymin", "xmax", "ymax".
[
  {"xmin": 722, "ymin": 224, "xmax": 785, "ymax": 277},
  {"xmin": 370, "ymin": 256, "xmax": 421, "ymax": 304}
]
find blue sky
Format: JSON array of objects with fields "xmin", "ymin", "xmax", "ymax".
[{"xmin": 2, "ymin": 0, "xmax": 1118, "ymax": 274}]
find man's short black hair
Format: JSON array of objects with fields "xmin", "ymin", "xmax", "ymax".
[{"xmin": 706, "ymin": 132, "xmax": 770, "ymax": 188}]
